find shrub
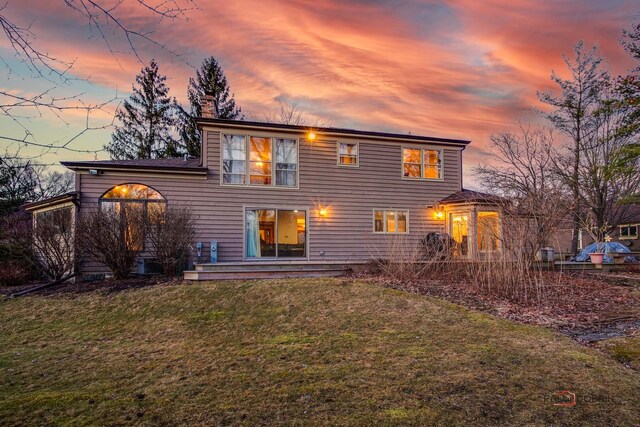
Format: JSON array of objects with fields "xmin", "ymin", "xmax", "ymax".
[
  {"xmin": 146, "ymin": 205, "xmax": 196, "ymax": 276},
  {"xmin": 0, "ymin": 211, "xmax": 35, "ymax": 285},
  {"xmin": 32, "ymin": 207, "xmax": 76, "ymax": 280},
  {"xmin": 76, "ymin": 205, "xmax": 144, "ymax": 280}
]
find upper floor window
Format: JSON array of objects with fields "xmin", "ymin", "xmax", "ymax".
[
  {"xmin": 373, "ymin": 209, "xmax": 408, "ymax": 233},
  {"xmin": 222, "ymin": 134, "xmax": 298, "ymax": 187},
  {"xmin": 338, "ymin": 142, "xmax": 359, "ymax": 166},
  {"xmin": 402, "ymin": 147, "xmax": 442, "ymax": 180},
  {"xmin": 620, "ymin": 224, "xmax": 638, "ymax": 239}
]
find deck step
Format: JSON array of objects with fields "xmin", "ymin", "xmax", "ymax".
[
  {"xmin": 195, "ymin": 263, "xmax": 350, "ymax": 272},
  {"xmin": 184, "ymin": 268, "xmax": 347, "ymax": 281}
]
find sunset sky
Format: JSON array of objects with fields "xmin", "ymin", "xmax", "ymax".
[{"xmin": 1, "ymin": 0, "xmax": 638, "ymax": 185}]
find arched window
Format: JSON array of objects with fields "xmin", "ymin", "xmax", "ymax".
[{"xmin": 99, "ymin": 183, "xmax": 166, "ymax": 251}]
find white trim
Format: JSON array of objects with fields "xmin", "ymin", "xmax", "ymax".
[
  {"xmin": 400, "ymin": 146, "xmax": 444, "ymax": 182},
  {"xmin": 336, "ymin": 141, "xmax": 359, "ymax": 167},
  {"xmin": 619, "ymin": 224, "xmax": 639, "ymax": 240},
  {"xmin": 220, "ymin": 132, "xmax": 300, "ymax": 190},
  {"xmin": 372, "ymin": 208, "xmax": 410, "ymax": 234},
  {"xmin": 242, "ymin": 206, "xmax": 310, "ymax": 261}
]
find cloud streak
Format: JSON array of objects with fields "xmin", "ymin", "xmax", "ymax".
[{"xmin": 2, "ymin": 0, "xmax": 638, "ymax": 182}]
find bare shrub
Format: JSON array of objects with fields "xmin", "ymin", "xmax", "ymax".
[
  {"xmin": 369, "ymin": 234, "xmax": 452, "ymax": 286},
  {"xmin": 0, "ymin": 260, "xmax": 31, "ymax": 286},
  {"xmin": 146, "ymin": 205, "xmax": 197, "ymax": 276},
  {"xmin": 76, "ymin": 205, "xmax": 144, "ymax": 280},
  {"xmin": 31, "ymin": 207, "xmax": 76, "ymax": 280}
]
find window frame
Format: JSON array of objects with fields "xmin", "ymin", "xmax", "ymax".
[
  {"xmin": 401, "ymin": 146, "xmax": 444, "ymax": 181},
  {"xmin": 476, "ymin": 210, "xmax": 500, "ymax": 253},
  {"xmin": 98, "ymin": 183, "xmax": 167, "ymax": 251},
  {"xmin": 220, "ymin": 132, "xmax": 300, "ymax": 189},
  {"xmin": 337, "ymin": 141, "xmax": 359, "ymax": 167},
  {"xmin": 619, "ymin": 224, "xmax": 639, "ymax": 240},
  {"xmin": 243, "ymin": 206, "xmax": 309, "ymax": 260},
  {"xmin": 372, "ymin": 208, "xmax": 410, "ymax": 234}
]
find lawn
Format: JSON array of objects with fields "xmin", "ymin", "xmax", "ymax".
[{"xmin": 1, "ymin": 278, "xmax": 639, "ymax": 426}]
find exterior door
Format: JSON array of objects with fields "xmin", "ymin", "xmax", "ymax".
[{"xmin": 450, "ymin": 212, "xmax": 469, "ymax": 257}]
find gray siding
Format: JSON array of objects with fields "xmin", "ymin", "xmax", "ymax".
[{"xmin": 77, "ymin": 125, "xmax": 464, "ymax": 274}]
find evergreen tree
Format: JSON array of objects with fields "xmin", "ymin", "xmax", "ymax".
[
  {"xmin": 106, "ymin": 59, "xmax": 181, "ymax": 159},
  {"xmin": 180, "ymin": 57, "xmax": 242, "ymax": 157}
]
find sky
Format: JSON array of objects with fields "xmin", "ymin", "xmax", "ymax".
[{"xmin": 1, "ymin": 0, "xmax": 638, "ymax": 186}]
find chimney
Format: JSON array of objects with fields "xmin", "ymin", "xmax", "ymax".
[{"xmin": 202, "ymin": 91, "xmax": 215, "ymax": 118}]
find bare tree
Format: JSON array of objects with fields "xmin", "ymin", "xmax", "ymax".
[
  {"xmin": 0, "ymin": 149, "xmax": 75, "ymax": 214},
  {"xmin": 1, "ymin": 0, "xmax": 196, "ymax": 155},
  {"xmin": 475, "ymin": 125, "xmax": 571, "ymax": 260},
  {"xmin": 255, "ymin": 102, "xmax": 331, "ymax": 127},
  {"xmin": 146, "ymin": 205, "xmax": 196, "ymax": 276},
  {"xmin": 76, "ymin": 205, "xmax": 145, "ymax": 279},
  {"xmin": 538, "ymin": 41, "xmax": 609, "ymax": 254}
]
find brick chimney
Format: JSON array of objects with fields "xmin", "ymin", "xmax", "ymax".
[{"xmin": 201, "ymin": 91, "xmax": 216, "ymax": 118}]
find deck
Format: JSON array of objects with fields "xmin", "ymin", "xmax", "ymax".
[{"xmin": 183, "ymin": 261, "xmax": 367, "ymax": 281}]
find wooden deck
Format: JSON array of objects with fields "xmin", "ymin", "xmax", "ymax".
[
  {"xmin": 183, "ymin": 261, "xmax": 366, "ymax": 281},
  {"xmin": 554, "ymin": 261, "xmax": 630, "ymax": 272}
]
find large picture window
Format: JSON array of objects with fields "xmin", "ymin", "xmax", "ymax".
[
  {"xmin": 373, "ymin": 209, "xmax": 408, "ymax": 233},
  {"xmin": 222, "ymin": 134, "xmax": 298, "ymax": 187},
  {"xmin": 246, "ymin": 209, "xmax": 306, "ymax": 258},
  {"xmin": 100, "ymin": 183, "xmax": 166, "ymax": 251},
  {"xmin": 402, "ymin": 147, "xmax": 442, "ymax": 180}
]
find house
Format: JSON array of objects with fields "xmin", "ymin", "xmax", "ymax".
[{"xmin": 24, "ymin": 112, "xmax": 506, "ymax": 279}]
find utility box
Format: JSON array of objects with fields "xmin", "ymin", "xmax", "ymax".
[
  {"xmin": 210, "ymin": 241, "xmax": 218, "ymax": 263},
  {"xmin": 538, "ymin": 247, "xmax": 555, "ymax": 262}
]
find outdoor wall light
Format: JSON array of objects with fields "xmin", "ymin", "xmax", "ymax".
[
  {"xmin": 435, "ymin": 211, "xmax": 444, "ymax": 220},
  {"xmin": 318, "ymin": 208, "xmax": 328, "ymax": 217},
  {"xmin": 307, "ymin": 131, "xmax": 316, "ymax": 141}
]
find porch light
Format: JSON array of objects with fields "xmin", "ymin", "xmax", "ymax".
[
  {"xmin": 307, "ymin": 132, "xmax": 316, "ymax": 141},
  {"xmin": 318, "ymin": 208, "xmax": 328, "ymax": 217},
  {"xmin": 435, "ymin": 211, "xmax": 444, "ymax": 220}
]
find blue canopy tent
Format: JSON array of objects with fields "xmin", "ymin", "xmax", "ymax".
[{"xmin": 574, "ymin": 242, "xmax": 637, "ymax": 263}]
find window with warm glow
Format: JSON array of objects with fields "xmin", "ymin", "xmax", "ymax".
[
  {"xmin": 373, "ymin": 209, "xmax": 408, "ymax": 233},
  {"xmin": 403, "ymin": 148, "xmax": 421, "ymax": 178},
  {"xmin": 477, "ymin": 211, "xmax": 499, "ymax": 252},
  {"xmin": 100, "ymin": 183, "xmax": 166, "ymax": 251},
  {"xmin": 249, "ymin": 137, "xmax": 272, "ymax": 185},
  {"xmin": 338, "ymin": 142, "xmax": 358, "ymax": 166},
  {"xmin": 403, "ymin": 148, "xmax": 442, "ymax": 179},
  {"xmin": 222, "ymin": 134, "xmax": 298, "ymax": 187}
]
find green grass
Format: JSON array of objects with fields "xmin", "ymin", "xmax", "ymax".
[
  {"xmin": 596, "ymin": 335, "xmax": 640, "ymax": 370},
  {"xmin": 1, "ymin": 278, "xmax": 639, "ymax": 426}
]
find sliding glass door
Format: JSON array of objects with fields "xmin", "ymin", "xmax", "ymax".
[{"xmin": 246, "ymin": 209, "xmax": 306, "ymax": 259}]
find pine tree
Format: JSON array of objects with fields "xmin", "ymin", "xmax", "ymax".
[
  {"xmin": 180, "ymin": 57, "xmax": 242, "ymax": 157},
  {"xmin": 106, "ymin": 59, "xmax": 181, "ymax": 159}
]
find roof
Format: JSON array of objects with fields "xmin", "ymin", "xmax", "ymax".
[
  {"xmin": 439, "ymin": 189, "xmax": 506, "ymax": 205},
  {"xmin": 61, "ymin": 158, "xmax": 207, "ymax": 174},
  {"xmin": 23, "ymin": 192, "xmax": 78, "ymax": 212},
  {"xmin": 195, "ymin": 118, "xmax": 471, "ymax": 146}
]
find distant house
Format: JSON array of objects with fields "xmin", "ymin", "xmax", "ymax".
[
  {"xmin": 551, "ymin": 205, "xmax": 640, "ymax": 255},
  {"xmin": 24, "ymin": 111, "xmax": 507, "ymax": 279}
]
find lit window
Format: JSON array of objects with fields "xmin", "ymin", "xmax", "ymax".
[
  {"xmin": 222, "ymin": 134, "xmax": 298, "ymax": 188},
  {"xmin": 373, "ymin": 209, "xmax": 409, "ymax": 233},
  {"xmin": 477, "ymin": 211, "xmax": 499, "ymax": 252},
  {"xmin": 249, "ymin": 137, "xmax": 272, "ymax": 185},
  {"xmin": 403, "ymin": 148, "xmax": 442, "ymax": 180},
  {"xmin": 620, "ymin": 224, "xmax": 639, "ymax": 239},
  {"xmin": 338, "ymin": 142, "xmax": 358, "ymax": 166},
  {"xmin": 100, "ymin": 184, "xmax": 166, "ymax": 251}
]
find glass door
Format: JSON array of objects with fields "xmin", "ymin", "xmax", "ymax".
[
  {"xmin": 450, "ymin": 212, "xmax": 469, "ymax": 256},
  {"xmin": 246, "ymin": 209, "xmax": 306, "ymax": 259}
]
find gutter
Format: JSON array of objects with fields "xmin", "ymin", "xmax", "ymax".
[{"xmin": 61, "ymin": 162, "xmax": 208, "ymax": 175}]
